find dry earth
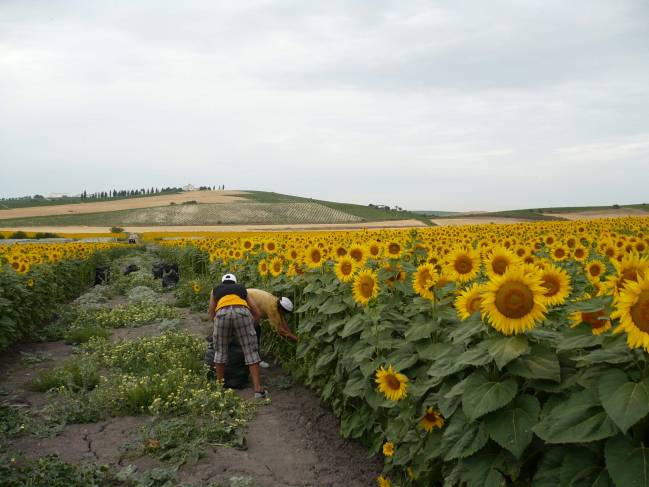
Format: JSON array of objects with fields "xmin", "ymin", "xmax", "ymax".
[
  {"xmin": 430, "ymin": 217, "xmax": 532, "ymax": 226},
  {"xmin": 1, "ymin": 296, "xmax": 381, "ymax": 487},
  {"xmin": 0, "ymin": 191, "xmax": 248, "ymax": 220},
  {"xmin": 542, "ymin": 208, "xmax": 648, "ymax": 220},
  {"xmin": 0, "ymin": 219, "xmax": 426, "ymax": 234}
]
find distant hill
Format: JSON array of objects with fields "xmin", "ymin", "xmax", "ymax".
[{"xmin": 0, "ymin": 190, "xmax": 433, "ymax": 227}]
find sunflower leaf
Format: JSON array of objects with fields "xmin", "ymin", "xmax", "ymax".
[
  {"xmin": 605, "ymin": 434, "xmax": 649, "ymax": 487},
  {"xmin": 533, "ymin": 390, "xmax": 618, "ymax": 444},
  {"xmin": 556, "ymin": 326, "xmax": 604, "ymax": 352},
  {"xmin": 598, "ymin": 369, "xmax": 649, "ymax": 434},
  {"xmin": 487, "ymin": 336, "xmax": 529, "ymax": 369},
  {"xmin": 462, "ymin": 371, "xmax": 518, "ymax": 421},
  {"xmin": 441, "ymin": 410, "xmax": 489, "ymax": 461},
  {"xmin": 483, "ymin": 394, "xmax": 540, "ymax": 458},
  {"xmin": 506, "ymin": 344, "xmax": 560, "ymax": 382}
]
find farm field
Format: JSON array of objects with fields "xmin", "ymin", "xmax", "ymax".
[{"xmin": 2, "ymin": 215, "xmax": 649, "ymax": 485}]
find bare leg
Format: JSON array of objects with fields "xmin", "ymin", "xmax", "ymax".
[
  {"xmin": 215, "ymin": 363, "xmax": 226, "ymax": 381},
  {"xmin": 248, "ymin": 363, "xmax": 262, "ymax": 392}
]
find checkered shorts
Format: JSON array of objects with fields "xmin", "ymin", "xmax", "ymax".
[{"xmin": 213, "ymin": 306, "xmax": 260, "ymax": 365}]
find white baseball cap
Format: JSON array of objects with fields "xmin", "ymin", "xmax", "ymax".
[
  {"xmin": 222, "ymin": 273, "xmax": 237, "ymax": 283},
  {"xmin": 279, "ymin": 296, "xmax": 293, "ymax": 313}
]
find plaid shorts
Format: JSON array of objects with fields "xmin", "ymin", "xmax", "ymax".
[{"xmin": 213, "ymin": 306, "xmax": 260, "ymax": 365}]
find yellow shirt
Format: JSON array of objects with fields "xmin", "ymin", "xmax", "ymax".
[
  {"xmin": 247, "ymin": 288, "xmax": 283, "ymax": 331},
  {"xmin": 215, "ymin": 294, "xmax": 248, "ymax": 311}
]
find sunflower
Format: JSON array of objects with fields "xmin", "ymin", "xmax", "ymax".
[
  {"xmin": 611, "ymin": 253, "xmax": 649, "ymax": 295},
  {"xmin": 258, "ymin": 259, "xmax": 269, "ymax": 277},
  {"xmin": 481, "ymin": 266, "xmax": 547, "ymax": 335},
  {"xmin": 382, "ymin": 441, "xmax": 395, "ymax": 457},
  {"xmin": 375, "ymin": 365, "xmax": 408, "ymax": 401},
  {"xmin": 305, "ymin": 246, "xmax": 324, "ymax": 268},
  {"xmin": 353, "ymin": 269, "xmax": 379, "ymax": 305},
  {"xmin": 445, "ymin": 246, "xmax": 480, "ymax": 283},
  {"xmin": 419, "ymin": 407, "xmax": 445, "ymax": 432},
  {"xmin": 26, "ymin": 278, "xmax": 34, "ymax": 288},
  {"xmin": 334, "ymin": 256, "xmax": 357, "ymax": 283},
  {"xmin": 585, "ymin": 260, "xmax": 606, "ymax": 281},
  {"xmin": 367, "ymin": 241, "xmax": 381, "ymax": 258},
  {"xmin": 191, "ymin": 282, "xmax": 201, "ymax": 294},
  {"xmin": 385, "ymin": 241, "xmax": 402, "ymax": 259},
  {"xmin": 455, "ymin": 283, "xmax": 484, "ymax": 320},
  {"xmin": 549, "ymin": 244, "xmax": 569, "ymax": 262},
  {"xmin": 570, "ymin": 308, "xmax": 611, "ymax": 336},
  {"xmin": 538, "ymin": 264, "xmax": 572, "ymax": 306},
  {"xmin": 612, "ymin": 272, "xmax": 649, "ymax": 351},
  {"xmin": 241, "ymin": 239, "xmax": 254, "ymax": 252},
  {"xmin": 573, "ymin": 245, "xmax": 588, "ymax": 261},
  {"xmin": 377, "ymin": 475, "xmax": 391, "ymax": 487},
  {"xmin": 348, "ymin": 244, "xmax": 367, "ymax": 265},
  {"xmin": 263, "ymin": 240, "xmax": 277, "ymax": 253},
  {"xmin": 269, "ymin": 257, "xmax": 283, "ymax": 277},
  {"xmin": 412, "ymin": 263, "xmax": 438, "ymax": 299},
  {"xmin": 335, "ymin": 245, "xmax": 347, "ymax": 257},
  {"xmin": 485, "ymin": 246, "xmax": 520, "ymax": 279}
]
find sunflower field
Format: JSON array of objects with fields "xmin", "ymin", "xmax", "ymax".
[
  {"xmin": 154, "ymin": 216, "xmax": 649, "ymax": 486},
  {"xmin": 0, "ymin": 241, "xmax": 130, "ymax": 351}
]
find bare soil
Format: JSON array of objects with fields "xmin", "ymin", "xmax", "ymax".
[
  {"xmin": 542, "ymin": 208, "xmax": 648, "ymax": 220},
  {"xmin": 0, "ymin": 191, "xmax": 248, "ymax": 220},
  {"xmin": 430, "ymin": 216, "xmax": 532, "ymax": 226},
  {"xmin": 0, "ymin": 296, "xmax": 381, "ymax": 487}
]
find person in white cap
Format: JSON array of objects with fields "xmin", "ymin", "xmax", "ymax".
[
  {"xmin": 208, "ymin": 273, "xmax": 267, "ymax": 399},
  {"xmin": 247, "ymin": 289, "xmax": 298, "ymax": 346}
]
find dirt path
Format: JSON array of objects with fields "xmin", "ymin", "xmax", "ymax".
[{"xmin": 0, "ymin": 295, "xmax": 380, "ymax": 486}]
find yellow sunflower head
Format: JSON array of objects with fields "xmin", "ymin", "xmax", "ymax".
[
  {"xmin": 485, "ymin": 246, "xmax": 520, "ymax": 279},
  {"xmin": 269, "ymin": 257, "xmax": 283, "ymax": 277},
  {"xmin": 382, "ymin": 441, "xmax": 395, "ymax": 457},
  {"xmin": 385, "ymin": 241, "xmax": 402, "ymax": 259},
  {"xmin": 353, "ymin": 269, "xmax": 379, "ymax": 305},
  {"xmin": 538, "ymin": 264, "xmax": 572, "ymax": 307},
  {"xmin": 455, "ymin": 283, "xmax": 485, "ymax": 320},
  {"xmin": 419, "ymin": 407, "xmax": 445, "ymax": 432},
  {"xmin": 585, "ymin": 260, "xmax": 606, "ymax": 282},
  {"xmin": 481, "ymin": 265, "xmax": 548, "ymax": 335},
  {"xmin": 445, "ymin": 246, "xmax": 480, "ymax": 283},
  {"xmin": 570, "ymin": 307, "xmax": 611, "ymax": 336},
  {"xmin": 348, "ymin": 245, "xmax": 367, "ymax": 265},
  {"xmin": 377, "ymin": 475, "xmax": 391, "ymax": 487},
  {"xmin": 258, "ymin": 259, "xmax": 269, "ymax": 277},
  {"xmin": 611, "ymin": 272, "xmax": 649, "ymax": 351},
  {"xmin": 305, "ymin": 247, "xmax": 324, "ymax": 268},
  {"xmin": 334, "ymin": 256, "xmax": 357, "ymax": 283},
  {"xmin": 375, "ymin": 364, "xmax": 408, "ymax": 401},
  {"xmin": 412, "ymin": 263, "xmax": 438, "ymax": 300}
]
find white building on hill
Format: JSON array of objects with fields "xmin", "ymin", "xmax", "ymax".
[
  {"xmin": 47, "ymin": 192, "xmax": 69, "ymax": 199},
  {"xmin": 182, "ymin": 184, "xmax": 198, "ymax": 191}
]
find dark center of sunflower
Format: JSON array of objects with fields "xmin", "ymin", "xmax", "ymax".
[
  {"xmin": 244, "ymin": 242, "xmax": 252, "ymax": 249},
  {"xmin": 492, "ymin": 257, "xmax": 509, "ymax": 275},
  {"xmin": 454, "ymin": 255, "xmax": 473, "ymax": 274},
  {"xmin": 575, "ymin": 248, "xmax": 585, "ymax": 258},
  {"xmin": 554, "ymin": 248, "xmax": 565, "ymax": 259},
  {"xmin": 273, "ymin": 263, "xmax": 281, "ymax": 272},
  {"xmin": 606, "ymin": 247, "xmax": 615, "ymax": 257},
  {"xmin": 388, "ymin": 243, "xmax": 400, "ymax": 255},
  {"xmin": 360, "ymin": 277, "xmax": 374, "ymax": 298},
  {"xmin": 546, "ymin": 237, "xmax": 555, "ymax": 245},
  {"xmin": 637, "ymin": 243, "xmax": 646, "ymax": 252},
  {"xmin": 631, "ymin": 290, "xmax": 649, "ymax": 332},
  {"xmin": 424, "ymin": 411, "xmax": 437, "ymax": 422},
  {"xmin": 385, "ymin": 374, "xmax": 401, "ymax": 390},
  {"xmin": 370, "ymin": 246, "xmax": 380, "ymax": 256},
  {"xmin": 495, "ymin": 281, "xmax": 534, "ymax": 318},
  {"xmin": 541, "ymin": 275, "xmax": 560, "ymax": 297},
  {"xmin": 516, "ymin": 248, "xmax": 526, "ymax": 257},
  {"xmin": 567, "ymin": 238, "xmax": 576, "ymax": 248},
  {"xmin": 589, "ymin": 265, "xmax": 602, "ymax": 277},
  {"xmin": 337, "ymin": 248, "xmax": 347, "ymax": 256},
  {"xmin": 582, "ymin": 310, "xmax": 606, "ymax": 329},
  {"xmin": 350, "ymin": 249, "xmax": 362, "ymax": 261},
  {"xmin": 341, "ymin": 262, "xmax": 352, "ymax": 275},
  {"xmin": 11, "ymin": 262, "xmax": 19, "ymax": 270},
  {"xmin": 267, "ymin": 243, "xmax": 276, "ymax": 251},
  {"xmin": 311, "ymin": 251, "xmax": 321, "ymax": 263}
]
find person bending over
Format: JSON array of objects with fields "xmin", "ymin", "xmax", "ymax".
[
  {"xmin": 208, "ymin": 273, "xmax": 267, "ymax": 399},
  {"xmin": 247, "ymin": 288, "xmax": 298, "ymax": 344}
]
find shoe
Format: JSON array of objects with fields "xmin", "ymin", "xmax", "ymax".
[
  {"xmin": 254, "ymin": 389, "xmax": 269, "ymax": 399},
  {"xmin": 259, "ymin": 361, "xmax": 270, "ymax": 369}
]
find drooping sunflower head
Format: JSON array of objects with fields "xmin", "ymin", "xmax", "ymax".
[
  {"xmin": 570, "ymin": 307, "xmax": 611, "ymax": 336},
  {"xmin": 352, "ymin": 269, "xmax": 379, "ymax": 305},
  {"xmin": 412, "ymin": 263, "xmax": 438, "ymax": 300},
  {"xmin": 375, "ymin": 364, "xmax": 408, "ymax": 401},
  {"xmin": 334, "ymin": 256, "xmax": 357, "ymax": 283},
  {"xmin": 538, "ymin": 264, "xmax": 572, "ymax": 307},
  {"xmin": 445, "ymin": 246, "xmax": 480, "ymax": 283},
  {"xmin": 481, "ymin": 265, "xmax": 548, "ymax": 335},
  {"xmin": 611, "ymin": 272, "xmax": 649, "ymax": 351},
  {"xmin": 419, "ymin": 407, "xmax": 445, "ymax": 432},
  {"xmin": 455, "ymin": 283, "xmax": 485, "ymax": 320}
]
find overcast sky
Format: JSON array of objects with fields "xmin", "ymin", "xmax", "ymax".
[{"xmin": 1, "ymin": 1, "xmax": 648, "ymax": 211}]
